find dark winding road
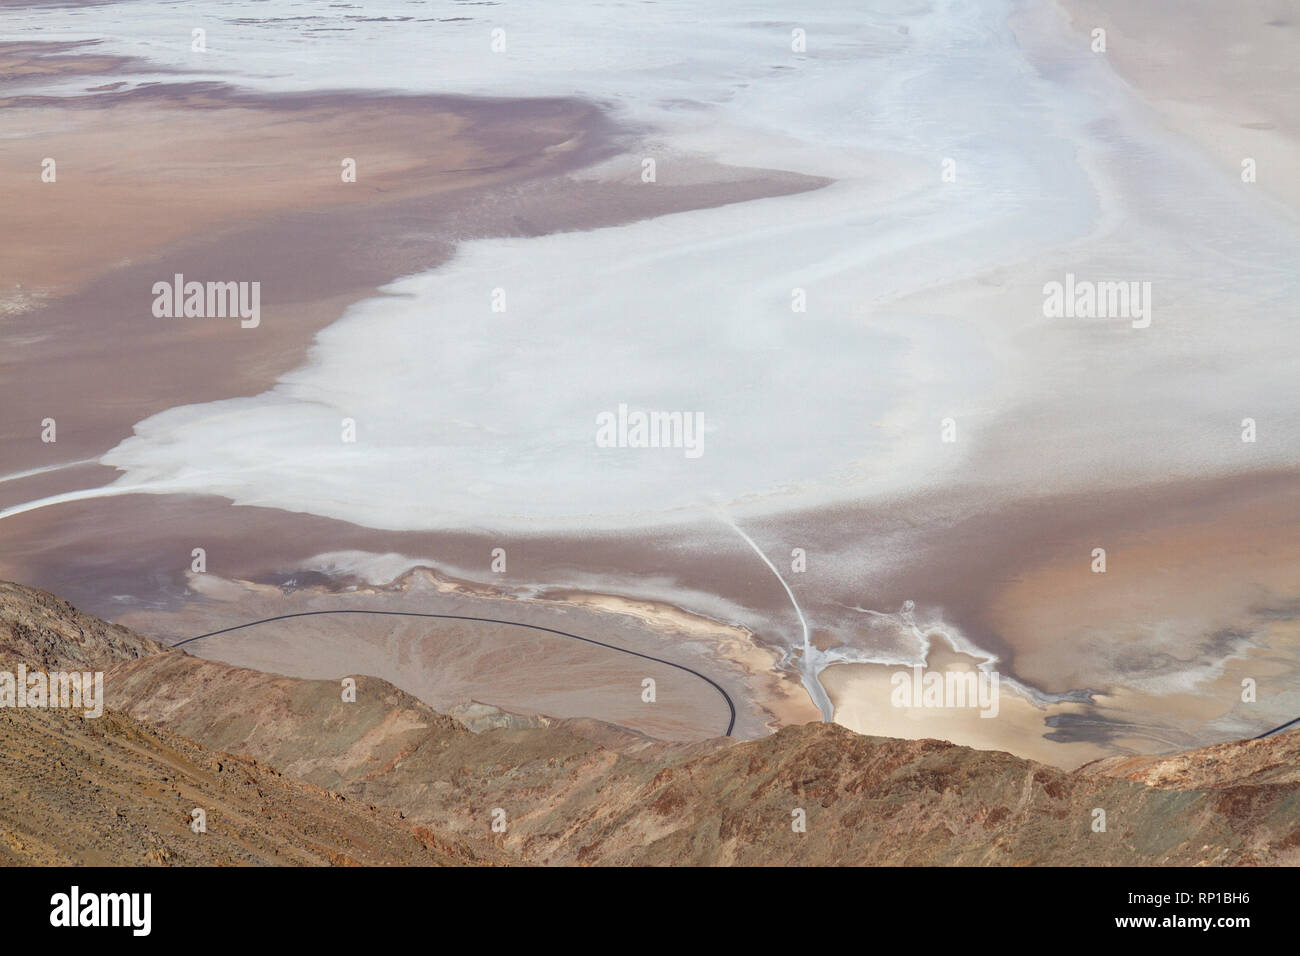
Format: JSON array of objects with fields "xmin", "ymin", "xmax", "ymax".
[
  {"xmin": 1253, "ymin": 715, "xmax": 1300, "ymax": 740},
  {"xmin": 171, "ymin": 610, "xmax": 1299, "ymax": 745},
  {"xmin": 172, "ymin": 608, "xmax": 736, "ymax": 737}
]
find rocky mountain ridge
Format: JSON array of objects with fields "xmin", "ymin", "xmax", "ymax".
[{"xmin": 2, "ymin": 581, "xmax": 1296, "ymax": 866}]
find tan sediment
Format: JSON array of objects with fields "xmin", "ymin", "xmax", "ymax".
[
  {"xmin": 1050, "ymin": 0, "xmax": 1300, "ymax": 212},
  {"xmin": 976, "ymin": 480, "xmax": 1300, "ymax": 763},
  {"xmin": 824, "ymin": 471, "xmax": 1300, "ymax": 767},
  {"xmin": 0, "ymin": 42, "xmax": 618, "ymax": 471},
  {"xmin": 2, "ymin": 90, "xmax": 475, "ymax": 293},
  {"xmin": 403, "ymin": 567, "xmax": 807, "ymax": 724},
  {"xmin": 822, "ymin": 646, "xmax": 1112, "ymax": 771},
  {"xmin": 987, "ymin": 487, "xmax": 1300, "ymax": 697},
  {"xmin": 827, "ymin": 669, "xmax": 1165, "ymax": 772},
  {"xmin": 527, "ymin": 589, "xmax": 822, "ymax": 729}
]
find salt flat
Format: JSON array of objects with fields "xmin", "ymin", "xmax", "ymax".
[{"xmin": 2, "ymin": 0, "xmax": 1297, "ymax": 764}]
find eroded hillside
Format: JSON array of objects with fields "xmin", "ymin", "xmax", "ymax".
[{"xmin": 3, "ymin": 581, "xmax": 1297, "ymax": 866}]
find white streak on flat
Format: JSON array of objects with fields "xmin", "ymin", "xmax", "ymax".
[
  {"xmin": 718, "ymin": 511, "xmax": 831, "ymax": 720},
  {"xmin": 0, "ymin": 459, "xmax": 97, "ymax": 485},
  {"xmin": 0, "ymin": 484, "xmax": 140, "ymax": 522}
]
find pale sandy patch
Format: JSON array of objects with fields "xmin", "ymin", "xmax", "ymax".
[
  {"xmin": 824, "ymin": 637, "xmax": 1111, "ymax": 770},
  {"xmin": 1051, "ymin": 0, "xmax": 1300, "ymax": 212}
]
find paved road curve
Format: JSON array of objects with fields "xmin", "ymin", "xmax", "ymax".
[{"xmin": 173, "ymin": 609, "xmax": 737, "ymax": 737}]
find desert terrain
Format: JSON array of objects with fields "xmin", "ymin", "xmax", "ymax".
[{"xmin": 1, "ymin": 0, "xmax": 1296, "ymax": 785}]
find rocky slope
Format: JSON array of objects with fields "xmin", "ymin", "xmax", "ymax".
[
  {"xmin": 0, "ymin": 579, "xmax": 164, "ymax": 670},
  {"xmin": 108, "ymin": 648, "xmax": 1300, "ymax": 865},
  {"xmin": 3, "ymin": 581, "xmax": 1298, "ymax": 865},
  {"xmin": 1079, "ymin": 733, "xmax": 1300, "ymax": 789},
  {"xmin": 0, "ymin": 705, "xmax": 490, "ymax": 866},
  {"xmin": 0, "ymin": 583, "xmax": 488, "ymax": 865}
]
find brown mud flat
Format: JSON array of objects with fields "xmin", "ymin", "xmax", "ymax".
[{"xmin": 0, "ymin": 39, "xmax": 828, "ymax": 474}]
